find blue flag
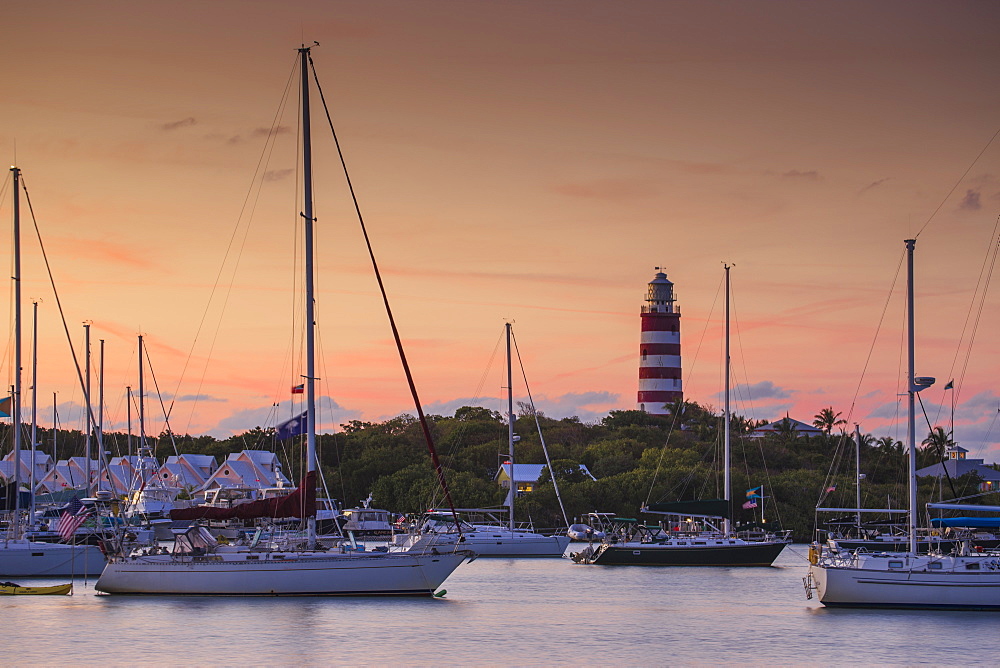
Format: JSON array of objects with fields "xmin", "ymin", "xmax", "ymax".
[
  {"xmin": 0, "ymin": 396, "xmax": 10, "ymax": 418},
  {"xmin": 276, "ymin": 411, "xmax": 308, "ymax": 440}
]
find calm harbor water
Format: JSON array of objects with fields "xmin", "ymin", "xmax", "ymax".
[{"xmin": 5, "ymin": 544, "xmax": 1000, "ymax": 665}]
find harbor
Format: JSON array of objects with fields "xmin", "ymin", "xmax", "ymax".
[
  {"xmin": 3, "ymin": 1, "xmax": 1000, "ymax": 665},
  {"xmin": 5, "ymin": 546, "xmax": 1000, "ymax": 665}
]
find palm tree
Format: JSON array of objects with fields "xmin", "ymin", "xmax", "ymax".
[
  {"xmin": 813, "ymin": 407, "xmax": 847, "ymax": 434},
  {"xmin": 877, "ymin": 435, "xmax": 900, "ymax": 451},
  {"xmin": 774, "ymin": 417, "xmax": 799, "ymax": 440},
  {"xmin": 922, "ymin": 426, "xmax": 954, "ymax": 462}
]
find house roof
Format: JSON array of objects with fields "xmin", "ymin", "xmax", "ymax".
[
  {"xmin": 751, "ymin": 417, "xmax": 823, "ymax": 435},
  {"xmin": 495, "ymin": 463, "xmax": 596, "ymax": 482},
  {"xmin": 916, "ymin": 458, "xmax": 1000, "ymax": 482}
]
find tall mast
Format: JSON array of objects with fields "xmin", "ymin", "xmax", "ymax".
[
  {"xmin": 11, "ymin": 167, "xmax": 22, "ymax": 534},
  {"xmin": 300, "ymin": 45, "xmax": 318, "ymax": 543},
  {"xmin": 506, "ymin": 322, "xmax": 515, "ymax": 532},
  {"xmin": 723, "ymin": 264, "xmax": 731, "ymax": 535},
  {"xmin": 52, "ymin": 392, "xmax": 57, "ymax": 465},
  {"xmin": 905, "ymin": 239, "xmax": 918, "ymax": 554},
  {"xmin": 84, "ymin": 322, "xmax": 92, "ymax": 494},
  {"xmin": 855, "ymin": 423, "xmax": 862, "ymax": 530},
  {"xmin": 30, "ymin": 300, "xmax": 39, "ymax": 521},
  {"xmin": 98, "ymin": 339, "xmax": 105, "ymax": 451},
  {"xmin": 138, "ymin": 335, "xmax": 146, "ymax": 452},
  {"xmin": 126, "ymin": 386, "xmax": 133, "ymax": 460}
]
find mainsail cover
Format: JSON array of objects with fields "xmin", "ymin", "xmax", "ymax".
[
  {"xmin": 643, "ymin": 498, "xmax": 730, "ymax": 519},
  {"xmin": 169, "ymin": 470, "xmax": 316, "ymax": 521}
]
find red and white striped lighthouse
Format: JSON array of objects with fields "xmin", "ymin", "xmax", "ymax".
[{"xmin": 637, "ymin": 268, "xmax": 682, "ymax": 414}]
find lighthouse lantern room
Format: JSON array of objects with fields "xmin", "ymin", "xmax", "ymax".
[{"xmin": 637, "ymin": 268, "xmax": 682, "ymax": 414}]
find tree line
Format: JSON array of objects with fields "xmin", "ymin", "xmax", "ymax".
[{"xmin": 3, "ymin": 402, "xmax": 995, "ymax": 541}]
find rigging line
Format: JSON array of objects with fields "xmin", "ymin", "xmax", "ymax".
[
  {"xmin": 916, "ymin": 392, "xmax": 958, "ymax": 499},
  {"xmin": 954, "ymin": 227, "xmax": 1000, "ymax": 407},
  {"xmin": 19, "ymin": 173, "xmax": 106, "ymax": 460},
  {"xmin": 817, "ymin": 248, "xmax": 907, "ymax": 506},
  {"xmin": 915, "ymin": 125, "xmax": 1000, "ymax": 239},
  {"xmin": 729, "ymin": 276, "xmax": 784, "ymax": 528},
  {"xmin": 178, "ymin": 55, "xmax": 300, "ymax": 435},
  {"xmin": 511, "ymin": 328, "xmax": 569, "ymax": 528},
  {"xmin": 142, "ymin": 342, "xmax": 179, "ymax": 457},
  {"xmin": 727, "ymin": 281, "xmax": 786, "ymax": 527},
  {"xmin": 308, "ymin": 53, "xmax": 461, "ymax": 530},
  {"xmin": 416, "ymin": 330, "xmax": 505, "ymax": 512},
  {"xmin": 729, "ymin": 282, "xmax": 758, "ymax": 425},
  {"xmin": 934, "ymin": 216, "xmax": 1000, "ymax": 427}
]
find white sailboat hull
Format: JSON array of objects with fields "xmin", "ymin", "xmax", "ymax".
[
  {"xmin": 95, "ymin": 549, "xmax": 470, "ymax": 596},
  {"xmin": 400, "ymin": 531, "xmax": 570, "ymax": 557},
  {"xmin": 811, "ymin": 552, "xmax": 1000, "ymax": 609},
  {"xmin": 0, "ymin": 539, "xmax": 106, "ymax": 577}
]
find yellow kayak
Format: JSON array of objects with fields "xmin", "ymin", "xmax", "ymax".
[{"xmin": 0, "ymin": 582, "xmax": 73, "ymax": 596}]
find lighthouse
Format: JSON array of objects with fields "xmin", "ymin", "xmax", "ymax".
[{"xmin": 637, "ymin": 268, "xmax": 682, "ymax": 414}]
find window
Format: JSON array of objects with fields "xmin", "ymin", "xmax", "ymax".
[
  {"xmin": 928, "ymin": 562, "xmax": 943, "ymax": 570},
  {"xmin": 888, "ymin": 561, "xmax": 904, "ymax": 569}
]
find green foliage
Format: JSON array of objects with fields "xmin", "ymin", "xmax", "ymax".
[{"xmin": 31, "ymin": 401, "xmax": 968, "ymax": 543}]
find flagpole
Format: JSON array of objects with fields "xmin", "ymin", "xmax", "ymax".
[{"xmin": 949, "ymin": 381, "xmax": 955, "ymax": 443}]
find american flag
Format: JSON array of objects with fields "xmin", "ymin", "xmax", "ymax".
[
  {"xmin": 742, "ymin": 500, "xmax": 758, "ymax": 510},
  {"xmin": 58, "ymin": 498, "xmax": 91, "ymax": 541}
]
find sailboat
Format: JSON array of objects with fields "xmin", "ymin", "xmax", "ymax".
[
  {"xmin": 393, "ymin": 323, "xmax": 571, "ymax": 557},
  {"xmin": 806, "ymin": 239, "xmax": 1000, "ymax": 609},
  {"xmin": 571, "ymin": 265, "xmax": 789, "ymax": 566},
  {"xmin": 94, "ymin": 45, "xmax": 471, "ymax": 595},
  {"xmin": 0, "ymin": 166, "xmax": 105, "ymax": 578}
]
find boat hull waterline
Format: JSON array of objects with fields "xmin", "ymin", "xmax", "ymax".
[
  {"xmin": 575, "ymin": 540, "xmax": 787, "ymax": 566},
  {"xmin": 811, "ymin": 556, "xmax": 1000, "ymax": 610},
  {"xmin": 0, "ymin": 540, "xmax": 106, "ymax": 577},
  {"xmin": 95, "ymin": 550, "xmax": 472, "ymax": 596}
]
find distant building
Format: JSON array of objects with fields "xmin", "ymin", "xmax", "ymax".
[
  {"xmin": 35, "ymin": 457, "xmax": 100, "ymax": 493},
  {"xmin": 0, "ymin": 451, "xmax": 53, "ymax": 490},
  {"xmin": 749, "ymin": 416, "xmax": 823, "ymax": 439},
  {"xmin": 198, "ymin": 450, "xmax": 291, "ymax": 493},
  {"xmin": 638, "ymin": 268, "xmax": 683, "ymax": 415},
  {"xmin": 916, "ymin": 445, "xmax": 1000, "ymax": 492},
  {"xmin": 155, "ymin": 454, "xmax": 218, "ymax": 490},
  {"xmin": 495, "ymin": 463, "xmax": 596, "ymax": 495}
]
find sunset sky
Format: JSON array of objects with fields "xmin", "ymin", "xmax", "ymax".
[{"xmin": 3, "ymin": 1, "xmax": 1000, "ymax": 460}]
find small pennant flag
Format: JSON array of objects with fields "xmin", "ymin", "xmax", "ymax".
[
  {"xmin": 746, "ymin": 486, "xmax": 762, "ymax": 498},
  {"xmin": 742, "ymin": 500, "xmax": 758, "ymax": 510},
  {"xmin": 291, "ymin": 384, "xmax": 304, "ymax": 394},
  {"xmin": 944, "ymin": 379, "xmax": 954, "ymax": 390}
]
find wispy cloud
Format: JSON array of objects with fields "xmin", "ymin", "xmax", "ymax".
[
  {"xmin": 212, "ymin": 396, "xmax": 360, "ymax": 437},
  {"xmin": 725, "ymin": 380, "xmax": 792, "ymax": 402},
  {"xmin": 551, "ymin": 178, "xmax": 659, "ymax": 200},
  {"xmin": 53, "ymin": 238, "xmax": 155, "ymax": 270},
  {"xmin": 161, "ymin": 117, "xmax": 196, "ymax": 131},
  {"xmin": 251, "ymin": 126, "xmax": 291, "ymax": 137},
  {"xmin": 174, "ymin": 394, "xmax": 227, "ymax": 403},
  {"xmin": 263, "ymin": 168, "xmax": 294, "ymax": 182},
  {"xmin": 959, "ymin": 189, "xmax": 982, "ymax": 211},
  {"xmin": 781, "ymin": 169, "xmax": 821, "ymax": 181},
  {"xmin": 859, "ymin": 177, "xmax": 890, "ymax": 194}
]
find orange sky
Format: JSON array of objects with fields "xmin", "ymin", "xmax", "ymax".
[{"xmin": 2, "ymin": 1, "xmax": 1000, "ymax": 459}]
